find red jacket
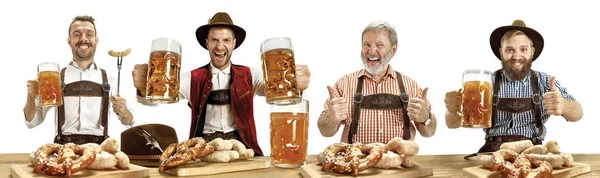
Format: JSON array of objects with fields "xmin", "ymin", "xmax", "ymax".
[{"xmin": 188, "ymin": 63, "xmax": 264, "ymax": 156}]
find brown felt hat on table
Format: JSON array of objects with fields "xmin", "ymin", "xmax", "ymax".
[
  {"xmin": 120, "ymin": 124, "xmax": 178, "ymax": 167},
  {"xmin": 490, "ymin": 19, "xmax": 544, "ymax": 61},
  {"xmin": 195, "ymin": 12, "xmax": 246, "ymax": 50}
]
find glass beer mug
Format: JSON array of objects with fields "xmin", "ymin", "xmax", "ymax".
[
  {"xmin": 38, "ymin": 62, "xmax": 63, "ymax": 107},
  {"xmin": 459, "ymin": 69, "xmax": 493, "ymax": 128},
  {"xmin": 260, "ymin": 37, "xmax": 302, "ymax": 105},
  {"xmin": 270, "ymin": 99, "xmax": 309, "ymax": 168},
  {"xmin": 146, "ymin": 38, "xmax": 182, "ymax": 104}
]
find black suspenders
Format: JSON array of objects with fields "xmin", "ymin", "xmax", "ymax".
[
  {"xmin": 348, "ymin": 72, "xmax": 412, "ymax": 143},
  {"xmin": 488, "ymin": 70, "xmax": 543, "ymax": 137}
]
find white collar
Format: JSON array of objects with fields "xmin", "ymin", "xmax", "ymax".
[
  {"xmin": 68, "ymin": 61, "xmax": 98, "ymax": 71},
  {"xmin": 210, "ymin": 62, "xmax": 231, "ymax": 75}
]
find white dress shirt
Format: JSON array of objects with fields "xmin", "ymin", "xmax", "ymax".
[
  {"xmin": 137, "ymin": 63, "xmax": 265, "ymax": 134},
  {"xmin": 26, "ymin": 61, "xmax": 136, "ymax": 136}
]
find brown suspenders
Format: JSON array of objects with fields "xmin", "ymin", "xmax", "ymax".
[
  {"xmin": 56, "ymin": 68, "xmax": 110, "ymax": 142},
  {"xmin": 488, "ymin": 70, "xmax": 543, "ymax": 137},
  {"xmin": 348, "ymin": 72, "xmax": 411, "ymax": 143}
]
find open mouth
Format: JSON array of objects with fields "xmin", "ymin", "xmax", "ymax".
[
  {"xmin": 511, "ymin": 61, "xmax": 523, "ymax": 69},
  {"xmin": 76, "ymin": 43, "xmax": 91, "ymax": 50},
  {"xmin": 214, "ymin": 52, "xmax": 226, "ymax": 60},
  {"xmin": 368, "ymin": 57, "xmax": 380, "ymax": 66}
]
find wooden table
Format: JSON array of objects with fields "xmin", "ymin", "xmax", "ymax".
[{"xmin": 2, "ymin": 153, "xmax": 598, "ymax": 177}]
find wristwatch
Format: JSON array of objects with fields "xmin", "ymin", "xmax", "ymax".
[{"xmin": 419, "ymin": 118, "xmax": 431, "ymax": 126}]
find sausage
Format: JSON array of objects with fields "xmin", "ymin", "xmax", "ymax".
[
  {"xmin": 87, "ymin": 151, "xmax": 117, "ymax": 170},
  {"xmin": 480, "ymin": 155, "xmax": 493, "ymax": 169},
  {"xmin": 544, "ymin": 140, "xmax": 561, "ymax": 154},
  {"xmin": 560, "ymin": 152, "xmax": 574, "ymax": 167},
  {"xmin": 500, "ymin": 140, "xmax": 533, "ymax": 154},
  {"xmin": 29, "ymin": 150, "xmax": 36, "ymax": 165},
  {"xmin": 373, "ymin": 151, "xmax": 402, "ymax": 169},
  {"xmin": 100, "ymin": 138, "xmax": 119, "ymax": 154},
  {"xmin": 81, "ymin": 143, "xmax": 102, "ymax": 154},
  {"xmin": 200, "ymin": 150, "xmax": 240, "ymax": 163},
  {"xmin": 207, "ymin": 138, "xmax": 234, "ymax": 151},
  {"xmin": 401, "ymin": 155, "xmax": 416, "ymax": 168},
  {"xmin": 526, "ymin": 153, "xmax": 565, "ymax": 168},
  {"xmin": 114, "ymin": 151, "xmax": 130, "ymax": 169},
  {"xmin": 108, "ymin": 48, "xmax": 131, "ymax": 57},
  {"xmin": 522, "ymin": 145, "xmax": 548, "ymax": 154},
  {"xmin": 230, "ymin": 139, "xmax": 254, "ymax": 159},
  {"xmin": 386, "ymin": 138, "xmax": 419, "ymax": 156}
]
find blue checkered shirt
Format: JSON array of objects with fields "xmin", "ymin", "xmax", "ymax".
[{"xmin": 484, "ymin": 70, "xmax": 575, "ymax": 140}]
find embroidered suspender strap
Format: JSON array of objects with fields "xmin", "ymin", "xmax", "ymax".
[
  {"xmin": 348, "ymin": 76, "xmax": 365, "ymax": 144},
  {"xmin": 56, "ymin": 68, "xmax": 67, "ymax": 141},
  {"xmin": 529, "ymin": 71, "xmax": 543, "ymax": 137},
  {"xmin": 395, "ymin": 72, "xmax": 411, "ymax": 140},
  {"xmin": 100, "ymin": 69, "xmax": 110, "ymax": 139},
  {"xmin": 487, "ymin": 69, "xmax": 503, "ymax": 135}
]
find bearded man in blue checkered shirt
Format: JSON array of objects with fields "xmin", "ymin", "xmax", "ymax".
[{"xmin": 444, "ymin": 19, "xmax": 584, "ymax": 153}]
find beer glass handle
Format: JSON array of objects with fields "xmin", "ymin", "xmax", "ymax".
[{"xmin": 456, "ymin": 88, "xmax": 464, "ymax": 117}]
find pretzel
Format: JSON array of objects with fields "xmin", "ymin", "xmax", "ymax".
[
  {"xmin": 159, "ymin": 137, "xmax": 215, "ymax": 173},
  {"xmin": 490, "ymin": 149, "xmax": 519, "ymax": 171},
  {"xmin": 496, "ymin": 154, "xmax": 553, "ymax": 177},
  {"xmin": 484, "ymin": 140, "xmax": 576, "ymax": 177},
  {"xmin": 108, "ymin": 48, "xmax": 131, "ymax": 57},
  {"xmin": 33, "ymin": 143, "xmax": 96, "ymax": 178},
  {"xmin": 321, "ymin": 142, "xmax": 383, "ymax": 176}
]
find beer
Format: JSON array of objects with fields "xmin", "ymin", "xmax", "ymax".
[
  {"xmin": 37, "ymin": 62, "xmax": 63, "ymax": 107},
  {"xmin": 261, "ymin": 48, "xmax": 301, "ymax": 105},
  {"xmin": 461, "ymin": 80, "xmax": 493, "ymax": 128},
  {"xmin": 260, "ymin": 37, "xmax": 301, "ymax": 105},
  {"xmin": 270, "ymin": 112, "xmax": 308, "ymax": 167},
  {"xmin": 146, "ymin": 50, "xmax": 181, "ymax": 103},
  {"xmin": 38, "ymin": 71, "xmax": 63, "ymax": 107}
]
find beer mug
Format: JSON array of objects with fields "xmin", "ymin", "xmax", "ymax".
[
  {"xmin": 459, "ymin": 69, "xmax": 493, "ymax": 128},
  {"xmin": 270, "ymin": 99, "xmax": 309, "ymax": 168},
  {"xmin": 260, "ymin": 37, "xmax": 302, "ymax": 105},
  {"xmin": 37, "ymin": 62, "xmax": 63, "ymax": 107},
  {"xmin": 145, "ymin": 38, "xmax": 182, "ymax": 104}
]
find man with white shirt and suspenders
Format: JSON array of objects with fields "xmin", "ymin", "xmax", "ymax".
[{"xmin": 23, "ymin": 15, "xmax": 135, "ymax": 145}]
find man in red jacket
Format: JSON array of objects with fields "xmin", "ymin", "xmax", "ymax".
[{"xmin": 131, "ymin": 12, "xmax": 311, "ymax": 156}]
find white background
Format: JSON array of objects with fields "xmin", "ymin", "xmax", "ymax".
[{"xmin": 1, "ymin": 0, "xmax": 598, "ymax": 155}]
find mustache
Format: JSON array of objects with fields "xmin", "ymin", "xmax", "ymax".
[
  {"xmin": 508, "ymin": 58, "xmax": 525, "ymax": 63},
  {"xmin": 76, "ymin": 42, "xmax": 91, "ymax": 46},
  {"xmin": 365, "ymin": 55, "xmax": 381, "ymax": 59}
]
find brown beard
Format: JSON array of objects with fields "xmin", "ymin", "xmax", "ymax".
[{"xmin": 501, "ymin": 59, "xmax": 532, "ymax": 80}]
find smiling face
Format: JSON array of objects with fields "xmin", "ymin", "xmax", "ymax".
[
  {"xmin": 499, "ymin": 31, "xmax": 535, "ymax": 80},
  {"xmin": 361, "ymin": 29, "xmax": 397, "ymax": 76},
  {"xmin": 205, "ymin": 26, "xmax": 236, "ymax": 70},
  {"xmin": 68, "ymin": 21, "xmax": 98, "ymax": 62}
]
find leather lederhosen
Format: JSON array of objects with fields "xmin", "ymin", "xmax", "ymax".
[
  {"xmin": 191, "ymin": 79, "xmax": 252, "ymax": 149},
  {"xmin": 54, "ymin": 68, "xmax": 110, "ymax": 145},
  {"xmin": 347, "ymin": 72, "xmax": 412, "ymax": 143},
  {"xmin": 477, "ymin": 70, "xmax": 543, "ymax": 153}
]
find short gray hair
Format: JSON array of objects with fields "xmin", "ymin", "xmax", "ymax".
[{"xmin": 362, "ymin": 21, "xmax": 398, "ymax": 46}]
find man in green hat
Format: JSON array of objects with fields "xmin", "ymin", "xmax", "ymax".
[{"xmin": 444, "ymin": 20, "xmax": 584, "ymax": 153}]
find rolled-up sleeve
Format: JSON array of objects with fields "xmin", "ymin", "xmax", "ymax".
[{"xmin": 25, "ymin": 97, "xmax": 50, "ymax": 129}]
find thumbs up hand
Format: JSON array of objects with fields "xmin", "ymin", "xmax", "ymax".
[
  {"xmin": 543, "ymin": 76, "xmax": 566, "ymax": 116},
  {"xmin": 408, "ymin": 87, "xmax": 430, "ymax": 123},
  {"xmin": 327, "ymin": 86, "xmax": 349, "ymax": 124}
]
